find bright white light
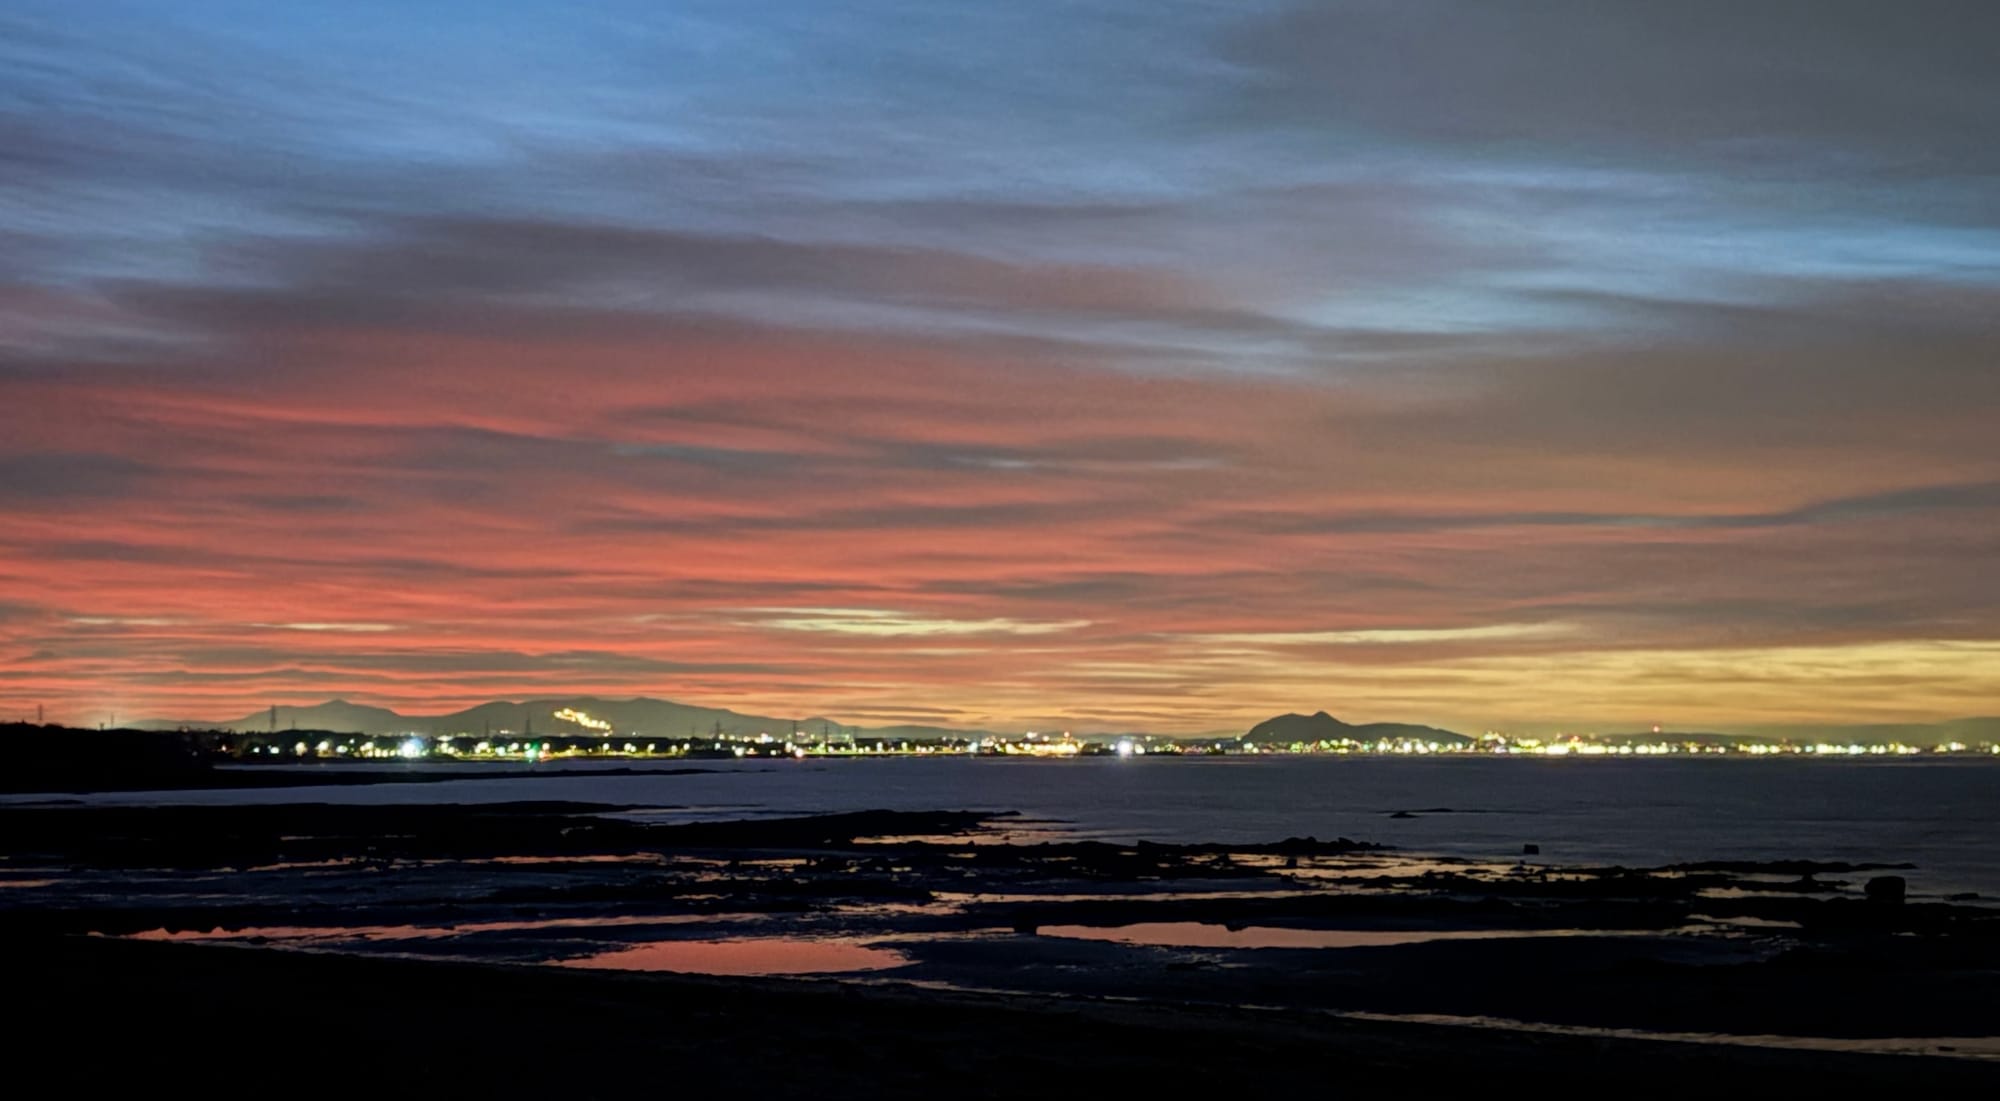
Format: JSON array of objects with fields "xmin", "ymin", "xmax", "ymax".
[
  {"xmin": 553, "ymin": 707, "xmax": 612, "ymax": 733},
  {"xmin": 400, "ymin": 737, "xmax": 425, "ymax": 758}
]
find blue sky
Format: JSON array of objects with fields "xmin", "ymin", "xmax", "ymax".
[{"xmin": 12, "ymin": 0, "xmax": 1994, "ymax": 355}]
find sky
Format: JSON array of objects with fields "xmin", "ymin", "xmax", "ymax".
[{"xmin": 2, "ymin": 1, "xmax": 1997, "ymax": 734}]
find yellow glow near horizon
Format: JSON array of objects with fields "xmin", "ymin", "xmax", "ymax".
[{"xmin": 723, "ymin": 638, "xmax": 2000, "ymax": 735}]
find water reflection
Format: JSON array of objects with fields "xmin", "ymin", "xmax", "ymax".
[
  {"xmin": 128, "ymin": 911, "xmax": 751, "ymax": 944},
  {"xmin": 1038, "ymin": 922, "xmax": 1638, "ymax": 950},
  {"xmin": 560, "ymin": 937, "xmax": 908, "ymax": 976}
]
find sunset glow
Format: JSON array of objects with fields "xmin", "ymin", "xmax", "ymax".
[{"xmin": 2, "ymin": 2, "xmax": 1996, "ymax": 734}]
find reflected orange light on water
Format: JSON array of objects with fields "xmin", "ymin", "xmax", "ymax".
[{"xmin": 559, "ymin": 938, "xmax": 908, "ymax": 976}]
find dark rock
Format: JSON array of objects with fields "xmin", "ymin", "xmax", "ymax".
[
  {"xmin": 1663, "ymin": 859, "xmax": 1916, "ymax": 876},
  {"xmin": 1523, "ymin": 844, "xmax": 1540, "ymax": 856},
  {"xmin": 1865, "ymin": 875, "xmax": 1907, "ymax": 904}
]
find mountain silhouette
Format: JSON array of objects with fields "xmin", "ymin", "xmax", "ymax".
[
  {"xmin": 137, "ymin": 697, "xmax": 850, "ymax": 739},
  {"xmin": 1242, "ymin": 710, "xmax": 1471, "ymax": 746},
  {"xmin": 127, "ymin": 699, "xmax": 1999, "ymax": 746}
]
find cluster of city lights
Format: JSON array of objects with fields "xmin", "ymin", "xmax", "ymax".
[
  {"xmin": 1243, "ymin": 737, "xmax": 1994, "ymax": 757},
  {"xmin": 239, "ymin": 731, "xmax": 1999, "ymax": 761},
  {"xmin": 969, "ymin": 732, "xmax": 1082, "ymax": 757},
  {"xmin": 551, "ymin": 708, "xmax": 612, "ymax": 733}
]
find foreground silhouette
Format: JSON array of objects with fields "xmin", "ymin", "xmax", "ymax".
[{"xmin": 21, "ymin": 937, "xmax": 1997, "ymax": 1096}]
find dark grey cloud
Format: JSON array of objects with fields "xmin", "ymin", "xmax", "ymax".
[
  {"xmin": 158, "ymin": 647, "xmax": 788, "ymax": 679},
  {"xmin": 609, "ymin": 433, "xmax": 1236, "ymax": 479},
  {"xmin": 0, "ymin": 452, "xmax": 148, "ymax": 501},
  {"xmin": 235, "ymin": 493, "xmax": 367, "ymax": 513},
  {"xmin": 15, "ymin": 539, "xmax": 585, "ymax": 584},
  {"xmin": 1282, "ymin": 278, "xmax": 2000, "ymax": 471},
  {"xmin": 606, "ymin": 442, "xmax": 800, "ymax": 470},
  {"xmin": 573, "ymin": 499, "xmax": 1121, "ymax": 538},
  {"xmin": 98, "ymin": 213, "xmax": 1222, "ymax": 335},
  {"xmin": 1777, "ymin": 482, "xmax": 2000, "ymax": 526},
  {"xmin": 1225, "ymin": 1, "xmax": 2000, "ymax": 177},
  {"xmin": 1244, "ymin": 481, "xmax": 2000, "ymax": 538},
  {"xmin": 882, "ymin": 436, "xmax": 1236, "ymax": 474}
]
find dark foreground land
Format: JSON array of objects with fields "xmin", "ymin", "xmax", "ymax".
[
  {"xmin": 6, "ymin": 801, "xmax": 1999, "ymax": 1093},
  {"xmin": 19, "ymin": 935, "xmax": 1997, "ymax": 1096}
]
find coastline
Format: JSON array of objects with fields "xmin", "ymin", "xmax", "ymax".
[
  {"xmin": 7, "ymin": 799, "xmax": 1999, "ymax": 1066},
  {"xmin": 22, "ymin": 936, "xmax": 1997, "ymax": 1093}
]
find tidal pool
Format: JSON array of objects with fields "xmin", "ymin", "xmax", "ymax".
[
  {"xmin": 1037, "ymin": 922, "xmax": 1637, "ymax": 950},
  {"xmin": 558, "ymin": 937, "xmax": 909, "ymax": 976},
  {"xmin": 126, "ymin": 911, "xmax": 753, "ymax": 944}
]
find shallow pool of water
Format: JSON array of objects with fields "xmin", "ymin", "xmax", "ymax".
[
  {"xmin": 558, "ymin": 937, "xmax": 908, "ymax": 976},
  {"xmin": 125, "ymin": 911, "xmax": 752, "ymax": 944},
  {"xmin": 1037, "ymin": 921, "xmax": 1653, "ymax": 950}
]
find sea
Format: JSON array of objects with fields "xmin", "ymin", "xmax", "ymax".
[{"xmin": 21, "ymin": 755, "xmax": 2000, "ymax": 897}]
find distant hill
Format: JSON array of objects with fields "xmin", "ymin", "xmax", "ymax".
[
  {"xmin": 141, "ymin": 699, "xmax": 405, "ymax": 736},
  {"xmin": 427, "ymin": 697, "xmax": 827, "ymax": 740},
  {"xmin": 1242, "ymin": 711, "xmax": 1471, "ymax": 746},
  {"xmin": 122, "ymin": 699, "xmax": 2000, "ymax": 747},
  {"xmin": 132, "ymin": 696, "xmax": 981, "ymax": 741}
]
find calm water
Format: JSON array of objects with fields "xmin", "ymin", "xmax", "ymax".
[{"xmin": 24, "ymin": 755, "xmax": 2000, "ymax": 896}]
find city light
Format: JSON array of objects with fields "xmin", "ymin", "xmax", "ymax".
[
  {"xmin": 553, "ymin": 708, "xmax": 612, "ymax": 733},
  {"xmin": 194, "ymin": 726, "xmax": 1999, "ymax": 763}
]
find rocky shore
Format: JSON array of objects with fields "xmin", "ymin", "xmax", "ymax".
[{"xmin": 5, "ymin": 800, "xmax": 1997, "ymax": 1085}]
